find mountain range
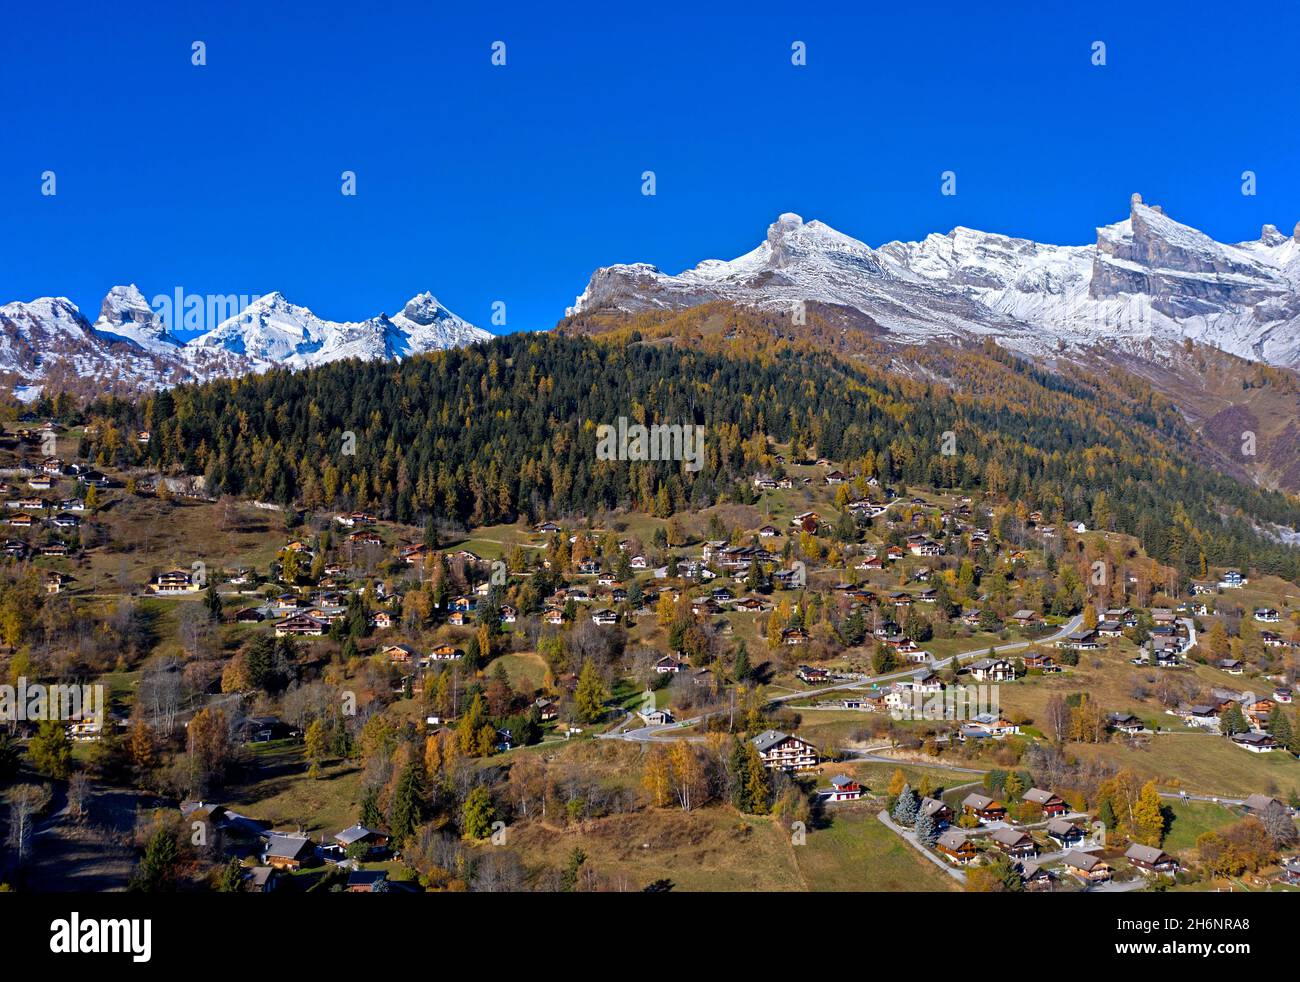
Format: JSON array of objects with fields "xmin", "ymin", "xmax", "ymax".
[
  {"xmin": 570, "ymin": 195, "xmax": 1300, "ymax": 370},
  {"xmin": 0, "ymin": 286, "xmax": 491, "ymax": 401},
  {"xmin": 6, "ymin": 194, "xmax": 1300, "ymax": 440}
]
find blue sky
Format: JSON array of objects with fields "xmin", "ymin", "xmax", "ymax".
[{"xmin": 3, "ymin": 1, "xmax": 1299, "ymax": 336}]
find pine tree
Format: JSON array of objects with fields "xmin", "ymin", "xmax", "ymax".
[
  {"xmin": 915, "ymin": 807, "xmax": 938, "ymax": 846},
  {"xmin": 461, "ymin": 785, "xmax": 496, "ymax": 840},
  {"xmin": 892, "ymin": 783, "xmax": 919, "ymax": 826},
  {"xmin": 388, "ymin": 760, "xmax": 429, "ymax": 842},
  {"xmin": 574, "ymin": 660, "xmax": 608, "ymax": 723}
]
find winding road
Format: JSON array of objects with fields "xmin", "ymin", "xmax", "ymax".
[{"xmin": 601, "ymin": 613, "xmax": 1085, "ymax": 744}]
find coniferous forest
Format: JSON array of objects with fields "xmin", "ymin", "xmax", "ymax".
[{"xmin": 81, "ymin": 326, "xmax": 1300, "ymax": 583}]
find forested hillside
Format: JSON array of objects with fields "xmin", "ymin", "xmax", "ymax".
[{"xmin": 82, "ymin": 323, "xmax": 1300, "ymax": 582}]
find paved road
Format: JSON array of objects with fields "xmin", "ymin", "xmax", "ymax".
[
  {"xmin": 602, "ymin": 613, "xmax": 1084, "ymax": 744},
  {"xmin": 876, "ymin": 808, "xmax": 967, "ymax": 884}
]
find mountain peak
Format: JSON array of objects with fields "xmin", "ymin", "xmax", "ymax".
[
  {"xmin": 399, "ymin": 291, "xmax": 452, "ymax": 324},
  {"xmin": 572, "ymin": 202, "xmax": 1300, "ymax": 370}
]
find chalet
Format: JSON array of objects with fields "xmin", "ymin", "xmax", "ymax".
[
  {"xmin": 1062, "ymin": 851, "xmax": 1111, "ymax": 882},
  {"xmin": 263, "ymin": 833, "xmax": 315, "ymax": 871},
  {"xmin": 961, "ymin": 792, "xmax": 1007, "ymax": 824},
  {"xmin": 1022, "ymin": 788, "xmax": 1068, "ymax": 817},
  {"xmin": 27, "ymin": 476, "xmax": 51, "ymax": 491},
  {"xmin": 1125, "ymin": 843, "xmax": 1177, "ymax": 875},
  {"xmin": 823, "ymin": 775, "xmax": 865, "ymax": 802},
  {"xmin": 1217, "ymin": 658, "xmax": 1244, "ymax": 676},
  {"xmin": 51, "ymin": 512, "xmax": 80, "ymax": 528},
  {"xmin": 430, "ymin": 644, "xmax": 463, "ymax": 661},
  {"xmin": 990, "ymin": 827, "xmax": 1037, "ymax": 859},
  {"xmin": 772, "ymin": 569, "xmax": 802, "ymax": 590},
  {"xmin": 1057, "ymin": 629, "xmax": 1101, "ymax": 650},
  {"xmin": 751, "ymin": 730, "xmax": 819, "ymax": 771},
  {"xmin": 590, "ymin": 608, "xmax": 619, "ymax": 626},
  {"xmin": 1017, "ymin": 861, "xmax": 1054, "ymax": 891},
  {"xmin": 1232, "ymin": 731, "xmax": 1279, "ymax": 753},
  {"xmin": 1242, "ymin": 794, "xmax": 1288, "ymax": 816},
  {"xmin": 274, "ymin": 614, "xmax": 326, "ymax": 637},
  {"xmin": 824, "ymin": 469, "xmax": 847, "ymax": 485},
  {"xmin": 758, "ymin": 525, "xmax": 780, "ymax": 538},
  {"xmin": 908, "ymin": 538, "xmax": 944, "ymax": 557},
  {"xmin": 400, "ymin": 544, "xmax": 430, "ymax": 565},
  {"xmin": 1261, "ymin": 632, "xmax": 1286, "ymax": 649},
  {"xmin": 1108, "ymin": 712, "xmax": 1145, "ymax": 735},
  {"xmin": 500, "ymin": 604, "xmax": 517, "ymax": 624},
  {"xmin": 797, "ymin": 665, "xmax": 831, "ymax": 685},
  {"xmin": 1182, "ymin": 704, "xmax": 1221, "ymax": 729},
  {"xmin": 542, "ymin": 607, "xmax": 565, "ymax": 626},
  {"xmin": 1010, "ymin": 610, "xmax": 1038, "ymax": 627},
  {"xmin": 371, "ymin": 611, "xmax": 394, "ymax": 630},
  {"xmin": 1274, "ymin": 687, "xmax": 1293, "ymax": 704},
  {"xmin": 382, "ymin": 643, "xmax": 419, "ymax": 664},
  {"xmin": 1022, "ymin": 651, "xmax": 1058, "ymax": 673},
  {"xmin": 152, "ymin": 569, "xmax": 199, "ymax": 595},
  {"xmin": 1283, "ymin": 859, "xmax": 1300, "ymax": 887},
  {"xmin": 935, "ymin": 829, "xmax": 976, "ymax": 865},
  {"xmin": 967, "ymin": 658, "xmax": 1014, "ymax": 682},
  {"xmin": 345, "ymin": 870, "xmax": 389, "ymax": 893},
  {"xmin": 919, "ymin": 797, "xmax": 953, "ymax": 827},
  {"xmin": 963, "ymin": 713, "xmax": 1021, "ymax": 740},
  {"xmin": 654, "ymin": 655, "xmax": 686, "ymax": 674},
  {"xmin": 45, "ymin": 572, "xmax": 68, "ymax": 595},
  {"xmin": 780, "ymin": 627, "xmax": 810, "ymax": 646},
  {"xmin": 238, "ymin": 716, "xmax": 291, "ymax": 743},
  {"xmin": 1097, "ymin": 620, "xmax": 1124, "ymax": 637},
  {"xmin": 447, "ymin": 611, "xmax": 469, "ymax": 627},
  {"xmin": 638, "ymin": 708, "xmax": 674, "ymax": 726},
  {"xmin": 532, "ymin": 698, "xmax": 559, "ymax": 722},
  {"xmin": 235, "ymin": 608, "xmax": 265, "ymax": 624},
  {"xmin": 1218, "ymin": 569, "xmax": 1246, "ymax": 589},
  {"xmin": 244, "ymin": 867, "xmax": 279, "ymax": 893},
  {"xmin": 40, "ymin": 543, "xmax": 69, "ymax": 558},
  {"xmin": 6, "ymin": 514, "xmax": 31, "ymax": 528},
  {"xmin": 534, "ymin": 521, "xmax": 562, "ymax": 534},
  {"xmin": 1045, "ymin": 819, "xmax": 1085, "ymax": 848},
  {"xmin": 1254, "ymin": 608, "xmax": 1281, "ymax": 623}
]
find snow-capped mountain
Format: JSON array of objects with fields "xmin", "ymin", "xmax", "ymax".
[
  {"xmin": 188, "ymin": 290, "xmax": 491, "ymax": 369},
  {"xmin": 569, "ymin": 196, "xmax": 1300, "ymax": 369},
  {"xmin": 0, "ymin": 287, "xmax": 489, "ymax": 401},
  {"xmin": 92, "ymin": 284, "xmax": 183, "ymax": 355}
]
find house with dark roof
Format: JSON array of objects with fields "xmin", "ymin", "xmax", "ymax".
[
  {"xmin": 990, "ymin": 827, "xmax": 1037, "ymax": 859},
  {"xmin": 263, "ymin": 833, "xmax": 315, "ymax": 870},
  {"xmin": 1124, "ymin": 843, "xmax": 1178, "ymax": 875},
  {"xmin": 751, "ymin": 730, "xmax": 819, "ymax": 771},
  {"xmin": 1022, "ymin": 788, "xmax": 1068, "ymax": 817},
  {"xmin": 961, "ymin": 792, "xmax": 1006, "ymax": 824},
  {"xmin": 1045, "ymin": 818, "xmax": 1085, "ymax": 848},
  {"xmin": 936, "ymin": 829, "xmax": 976, "ymax": 865},
  {"xmin": 1061, "ymin": 850, "xmax": 1111, "ymax": 882}
]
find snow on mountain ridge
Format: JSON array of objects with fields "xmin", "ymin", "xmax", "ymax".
[
  {"xmin": 1, "ymin": 287, "xmax": 488, "ymax": 399},
  {"xmin": 568, "ymin": 196, "xmax": 1300, "ymax": 369}
]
